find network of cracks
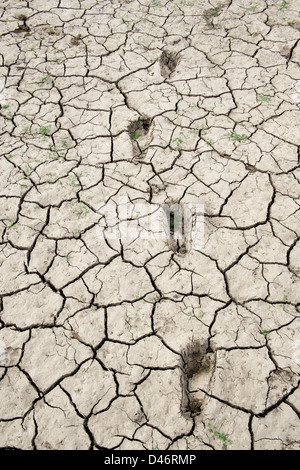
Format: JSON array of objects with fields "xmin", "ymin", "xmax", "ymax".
[{"xmin": 0, "ymin": 0, "xmax": 300, "ymax": 450}]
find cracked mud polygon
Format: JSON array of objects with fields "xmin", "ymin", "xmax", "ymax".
[{"xmin": 0, "ymin": 0, "xmax": 300, "ymax": 451}]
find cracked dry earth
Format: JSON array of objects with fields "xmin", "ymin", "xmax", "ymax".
[{"xmin": 0, "ymin": 0, "xmax": 300, "ymax": 452}]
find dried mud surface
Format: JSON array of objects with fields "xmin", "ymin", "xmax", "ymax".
[{"xmin": 0, "ymin": 0, "xmax": 300, "ymax": 450}]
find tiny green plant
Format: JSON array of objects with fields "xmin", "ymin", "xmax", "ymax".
[
  {"xmin": 173, "ymin": 137, "xmax": 183, "ymax": 150},
  {"xmin": 68, "ymin": 177, "xmax": 79, "ymax": 187},
  {"xmin": 48, "ymin": 141, "xmax": 70, "ymax": 160},
  {"xmin": 6, "ymin": 222, "xmax": 15, "ymax": 230},
  {"xmin": 39, "ymin": 125, "xmax": 51, "ymax": 136},
  {"xmin": 281, "ymin": 294, "xmax": 289, "ymax": 312},
  {"xmin": 279, "ymin": 1, "xmax": 288, "ymax": 10},
  {"xmin": 76, "ymin": 203, "xmax": 90, "ymax": 216},
  {"xmin": 38, "ymin": 75, "xmax": 54, "ymax": 86},
  {"xmin": 1, "ymin": 104, "xmax": 10, "ymax": 109},
  {"xmin": 245, "ymin": 1, "xmax": 257, "ymax": 12},
  {"xmin": 210, "ymin": 8, "xmax": 221, "ymax": 16},
  {"xmin": 130, "ymin": 131, "xmax": 141, "ymax": 140},
  {"xmin": 257, "ymin": 94, "xmax": 271, "ymax": 103},
  {"xmin": 227, "ymin": 131, "xmax": 248, "ymax": 143},
  {"xmin": 207, "ymin": 422, "xmax": 232, "ymax": 449},
  {"xmin": 262, "ymin": 329, "xmax": 271, "ymax": 337}
]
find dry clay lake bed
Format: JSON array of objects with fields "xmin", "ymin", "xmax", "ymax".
[{"xmin": 0, "ymin": 0, "xmax": 300, "ymax": 451}]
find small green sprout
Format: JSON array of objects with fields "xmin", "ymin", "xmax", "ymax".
[
  {"xmin": 257, "ymin": 94, "xmax": 272, "ymax": 103},
  {"xmin": 1, "ymin": 104, "xmax": 10, "ymax": 109},
  {"xmin": 210, "ymin": 8, "xmax": 221, "ymax": 16},
  {"xmin": 245, "ymin": 1, "xmax": 257, "ymax": 12},
  {"xmin": 75, "ymin": 203, "xmax": 90, "ymax": 216},
  {"xmin": 38, "ymin": 75, "xmax": 54, "ymax": 86},
  {"xmin": 207, "ymin": 422, "xmax": 232, "ymax": 448},
  {"xmin": 227, "ymin": 132, "xmax": 248, "ymax": 143},
  {"xmin": 281, "ymin": 294, "xmax": 289, "ymax": 312},
  {"xmin": 39, "ymin": 125, "xmax": 51, "ymax": 136},
  {"xmin": 173, "ymin": 137, "xmax": 183, "ymax": 150},
  {"xmin": 262, "ymin": 329, "xmax": 271, "ymax": 337},
  {"xmin": 279, "ymin": 1, "xmax": 288, "ymax": 10},
  {"xmin": 130, "ymin": 132, "xmax": 141, "ymax": 140}
]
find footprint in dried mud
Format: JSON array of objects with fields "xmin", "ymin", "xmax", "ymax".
[
  {"xmin": 70, "ymin": 35, "xmax": 82, "ymax": 46},
  {"xmin": 182, "ymin": 342, "xmax": 215, "ymax": 416},
  {"xmin": 160, "ymin": 50, "xmax": 181, "ymax": 79},
  {"xmin": 128, "ymin": 116, "xmax": 152, "ymax": 159},
  {"xmin": 13, "ymin": 14, "xmax": 30, "ymax": 34}
]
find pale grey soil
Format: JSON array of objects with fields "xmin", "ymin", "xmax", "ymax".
[{"xmin": 0, "ymin": 0, "xmax": 300, "ymax": 450}]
